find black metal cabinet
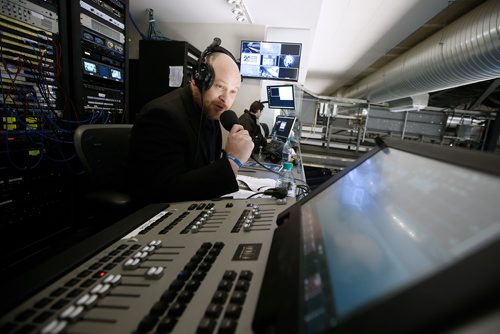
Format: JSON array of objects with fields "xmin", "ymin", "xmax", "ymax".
[{"xmin": 129, "ymin": 40, "xmax": 200, "ymax": 121}]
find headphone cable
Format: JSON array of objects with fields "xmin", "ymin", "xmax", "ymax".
[{"xmin": 193, "ymin": 86, "xmax": 205, "ymax": 163}]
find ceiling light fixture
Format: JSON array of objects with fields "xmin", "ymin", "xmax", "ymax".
[
  {"xmin": 225, "ymin": 0, "xmax": 252, "ymax": 24},
  {"xmin": 232, "ymin": 6, "xmax": 243, "ymax": 15}
]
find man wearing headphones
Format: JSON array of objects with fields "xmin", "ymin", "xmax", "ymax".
[{"xmin": 129, "ymin": 39, "xmax": 254, "ymax": 203}]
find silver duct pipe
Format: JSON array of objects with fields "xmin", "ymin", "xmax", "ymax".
[{"xmin": 340, "ymin": 0, "xmax": 500, "ymax": 103}]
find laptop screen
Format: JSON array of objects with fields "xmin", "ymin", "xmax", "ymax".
[
  {"xmin": 254, "ymin": 139, "xmax": 500, "ymax": 333},
  {"xmin": 300, "ymin": 146, "xmax": 500, "ymax": 332},
  {"xmin": 271, "ymin": 116, "xmax": 296, "ymax": 141}
]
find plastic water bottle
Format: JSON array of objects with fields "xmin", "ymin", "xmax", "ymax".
[
  {"xmin": 282, "ymin": 138, "xmax": 293, "ymax": 163},
  {"xmin": 275, "ymin": 162, "xmax": 296, "ymax": 197}
]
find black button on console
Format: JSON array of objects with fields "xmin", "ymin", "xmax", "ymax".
[
  {"xmin": 218, "ymin": 317, "xmax": 238, "ymax": 334},
  {"xmin": 205, "ymin": 303, "xmax": 223, "ymax": 318},
  {"xmin": 197, "ymin": 317, "xmax": 216, "ymax": 333}
]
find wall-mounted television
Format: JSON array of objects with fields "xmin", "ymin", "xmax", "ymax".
[
  {"xmin": 266, "ymin": 84, "xmax": 295, "ymax": 110},
  {"xmin": 240, "ymin": 40, "xmax": 301, "ymax": 81}
]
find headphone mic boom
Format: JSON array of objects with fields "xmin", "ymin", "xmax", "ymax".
[{"xmin": 207, "ymin": 37, "xmax": 221, "ymax": 50}]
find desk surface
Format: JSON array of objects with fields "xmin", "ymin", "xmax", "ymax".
[{"xmin": 237, "ymin": 155, "xmax": 307, "ymax": 199}]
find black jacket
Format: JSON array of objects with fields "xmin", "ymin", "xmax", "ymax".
[
  {"xmin": 129, "ymin": 85, "xmax": 238, "ymax": 203},
  {"xmin": 238, "ymin": 112, "xmax": 267, "ymax": 153}
]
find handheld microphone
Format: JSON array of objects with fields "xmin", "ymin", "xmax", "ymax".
[
  {"xmin": 220, "ymin": 109, "xmax": 283, "ymax": 177},
  {"xmin": 220, "ymin": 109, "xmax": 239, "ymax": 132}
]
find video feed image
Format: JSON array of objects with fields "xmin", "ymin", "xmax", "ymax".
[
  {"xmin": 262, "ymin": 55, "xmax": 279, "ymax": 66},
  {"xmin": 240, "ymin": 64, "xmax": 260, "ymax": 77},
  {"xmin": 259, "ymin": 66, "xmax": 279, "ymax": 79},
  {"xmin": 281, "ymin": 43, "xmax": 301, "ymax": 55},
  {"xmin": 260, "ymin": 42, "xmax": 281, "ymax": 55},
  {"xmin": 279, "ymin": 55, "xmax": 300, "ymax": 68},
  {"xmin": 241, "ymin": 41, "xmax": 261, "ymax": 54},
  {"xmin": 279, "ymin": 68, "xmax": 299, "ymax": 80},
  {"xmin": 111, "ymin": 68, "xmax": 122, "ymax": 80},
  {"xmin": 83, "ymin": 61, "xmax": 97, "ymax": 74},
  {"xmin": 241, "ymin": 53, "xmax": 261, "ymax": 66}
]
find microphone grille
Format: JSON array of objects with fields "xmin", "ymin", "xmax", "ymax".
[{"xmin": 220, "ymin": 110, "xmax": 239, "ymax": 131}]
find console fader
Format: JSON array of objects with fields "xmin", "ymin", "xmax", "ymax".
[{"xmin": 1, "ymin": 197, "xmax": 293, "ymax": 334}]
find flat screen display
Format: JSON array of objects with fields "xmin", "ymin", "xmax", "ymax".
[
  {"xmin": 83, "ymin": 60, "xmax": 97, "ymax": 74},
  {"xmin": 240, "ymin": 40, "xmax": 301, "ymax": 81},
  {"xmin": 271, "ymin": 116, "xmax": 296, "ymax": 141},
  {"xmin": 83, "ymin": 59, "xmax": 123, "ymax": 82},
  {"xmin": 267, "ymin": 85, "xmax": 295, "ymax": 110},
  {"xmin": 300, "ymin": 147, "xmax": 500, "ymax": 333}
]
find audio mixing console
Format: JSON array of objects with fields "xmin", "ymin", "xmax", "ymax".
[{"xmin": 0, "ymin": 197, "xmax": 293, "ymax": 334}]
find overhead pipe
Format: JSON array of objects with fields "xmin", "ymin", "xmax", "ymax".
[{"xmin": 339, "ymin": 0, "xmax": 500, "ymax": 103}]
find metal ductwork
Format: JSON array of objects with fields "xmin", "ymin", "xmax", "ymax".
[{"xmin": 340, "ymin": 0, "xmax": 500, "ymax": 103}]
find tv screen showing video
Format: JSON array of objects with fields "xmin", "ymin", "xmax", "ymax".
[{"xmin": 240, "ymin": 40, "xmax": 301, "ymax": 81}]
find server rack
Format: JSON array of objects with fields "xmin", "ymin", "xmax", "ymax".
[
  {"xmin": 67, "ymin": 0, "xmax": 129, "ymax": 123},
  {"xmin": 0, "ymin": 0, "xmax": 129, "ymax": 276}
]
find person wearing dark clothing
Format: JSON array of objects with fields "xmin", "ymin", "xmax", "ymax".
[
  {"xmin": 260, "ymin": 122, "xmax": 270, "ymax": 138},
  {"xmin": 129, "ymin": 45, "xmax": 254, "ymax": 203},
  {"xmin": 238, "ymin": 100, "xmax": 267, "ymax": 154}
]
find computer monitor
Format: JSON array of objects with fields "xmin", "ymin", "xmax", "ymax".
[
  {"xmin": 267, "ymin": 84, "xmax": 295, "ymax": 110},
  {"xmin": 240, "ymin": 40, "xmax": 301, "ymax": 81},
  {"xmin": 254, "ymin": 138, "xmax": 500, "ymax": 333},
  {"xmin": 270, "ymin": 116, "xmax": 296, "ymax": 141}
]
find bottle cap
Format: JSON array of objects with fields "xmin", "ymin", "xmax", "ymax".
[{"xmin": 283, "ymin": 162, "xmax": 293, "ymax": 170}]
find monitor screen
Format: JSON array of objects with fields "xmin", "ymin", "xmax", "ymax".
[
  {"xmin": 299, "ymin": 146, "xmax": 500, "ymax": 332},
  {"xmin": 111, "ymin": 68, "xmax": 122, "ymax": 80},
  {"xmin": 271, "ymin": 116, "xmax": 296, "ymax": 140},
  {"xmin": 253, "ymin": 139, "xmax": 500, "ymax": 333},
  {"xmin": 267, "ymin": 85, "xmax": 295, "ymax": 110},
  {"xmin": 83, "ymin": 60, "xmax": 97, "ymax": 74},
  {"xmin": 240, "ymin": 40, "xmax": 301, "ymax": 81}
]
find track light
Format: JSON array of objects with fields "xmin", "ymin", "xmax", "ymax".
[
  {"xmin": 232, "ymin": 6, "xmax": 243, "ymax": 15},
  {"xmin": 225, "ymin": 0, "xmax": 251, "ymax": 23}
]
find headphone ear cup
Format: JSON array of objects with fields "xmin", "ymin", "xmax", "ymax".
[{"xmin": 194, "ymin": 63, "xmax": 215, "ymax": 91}]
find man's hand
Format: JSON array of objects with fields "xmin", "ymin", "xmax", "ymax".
[{"xmin": 226, "ymin": 124, "xmax": 254, "ymax": 173}]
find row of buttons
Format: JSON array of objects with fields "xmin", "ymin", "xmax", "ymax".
[
  {"xmin": 231, "ymin": 204, "xmax": 262, "ymax": 233},
  {"xmin": 181, "ymin": 207, "xmax": 217, "ymax": 234},
  {"xmin": 159, "ymin": 211, "xmax": 190, "ymax": 234},
  {"xmin": 138, "ymin": 211, "xmax": 173, "ymax": 235},
  {"xmin": 122, "ymin": 240, "xmax": 162, "ymax": 273},
  {"xmin": 188, "ymin": 202, "xmax": 216, "ymax": 211},
  {"xmin": 197, "ymin": 270, "xmax": 254, "ymax": 333},
  {"xmin": 4, "ymin": 243, "xmax": 140, "ymax": 334},
  {"xmin": 134, "ymin": 242, "xmax": 225, "ymax": 333},
  {"xmin": 40, "ymin": 274, "xmax": 122, "ymax": 334}
]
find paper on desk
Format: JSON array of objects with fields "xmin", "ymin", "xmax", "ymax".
[
  {"xmin": 225, "ymin": 189, "xmax": 271, "ymax": 199},
  {"xmin": 224, "ymin": 175, "xmax": 276, "ymax": 199},
  {"xmin": 237, "ymin": 175, "xmax": 276, "ymax": 192}
]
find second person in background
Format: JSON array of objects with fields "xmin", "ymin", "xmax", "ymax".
[{"xmin": 238, "ymin": 100, "xmax": 269, "ymax": 155}]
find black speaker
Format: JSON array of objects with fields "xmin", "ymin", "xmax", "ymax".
[{"xmin": 193, "ymin": 38, "xmax": 239, "ymax": 91}]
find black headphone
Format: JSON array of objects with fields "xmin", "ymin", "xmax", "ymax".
[{"xmin": 193, "ymin": 37, "xmax": 240, "ymax": 91}]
